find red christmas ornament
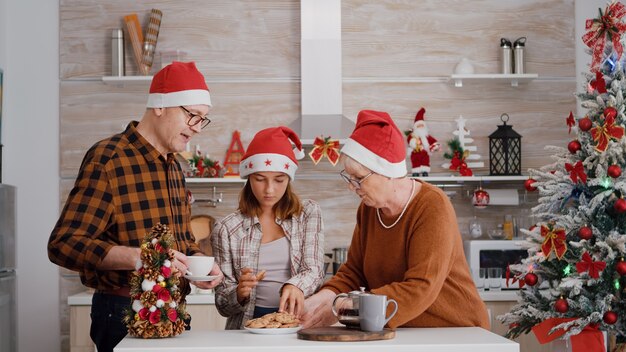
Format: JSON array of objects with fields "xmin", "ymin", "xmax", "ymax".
[
  {"xmin": 472, "ymin": 188, "xmax": 490, "ymax": 209},
  {"xmin": 578, "ymin": 117, "xmax": 592, "ymax": 132},
  {"xmin": 567, "ymin": 140, "xmax": 581, "ymax": 154},
  {"xmin": 578, "ymin": 226, "xmax": 593, "ymax": 240},
  {"xmin": 615, "ymin": 198, "xmax": 626, "ymax": 213},
  {"xmin": 608, "ymin": 165, "xmax": 622, "ymax": 178},
  {"xmin": 524, "ymin": 178, "xmax": 537, "ymax": 192},
  {"xmin": 616, "ymin": 259, "xmax": 626, "ymax": 276},
  {"xmin": 555, "ymin": 297, "xmax": 569, "ymax": 313},
  {"xmin": 604, "ymin": 311, "xmax": 618, "ymax": 325},
  {"xmin": 524, "ymin": 272, "xmax": 538, "ymax": 286}
]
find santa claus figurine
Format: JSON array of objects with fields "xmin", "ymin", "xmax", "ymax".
[{"xmin": 407, "ymin": 107, "xmax": 440, "ymax": 176}]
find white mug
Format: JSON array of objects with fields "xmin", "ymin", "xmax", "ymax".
[{"xmin": 358, "ymin": 294, "xmax": 398, "ymax": 332}]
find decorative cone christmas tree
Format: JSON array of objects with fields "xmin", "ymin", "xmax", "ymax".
[
  {"xmin": 498, "ymin": 2, "xmax": 626, "ymax": 350},
  {"xmin": 124, "ymin": 223, "xmax": 189, "ymax": 338}
]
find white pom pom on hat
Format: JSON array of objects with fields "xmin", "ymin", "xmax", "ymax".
[{"xmin": 240, "ymin": 126, "xmax": 304, "ymax": 181}]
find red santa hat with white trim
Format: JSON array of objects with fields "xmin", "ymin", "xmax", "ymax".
[
  {"xmin": 414, "ymin": 107, "xmax": 425, "ymax": 122},
  {"xmin": 240, "ymin": 126, "xmax": 305, "ymax": 181},
  {"xmin": 146, "ymin": 61, "xmax": 212, "ymax": 108},
  {"xmin": 341, "ymin": 110, "xmax": 407, "ymax": 178}
]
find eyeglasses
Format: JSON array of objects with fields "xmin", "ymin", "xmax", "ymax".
[
  {"xmin": 180, "ymin": 106, "xmax": 211, "ymax": 129},
  {"xmin": 340, "ymin": 169, "xmax": 373, "ymax": 189}
]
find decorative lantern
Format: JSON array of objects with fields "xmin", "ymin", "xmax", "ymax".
[{"xmin": 489, "ymin": 113, "xmax": 522, "ymax": 176}]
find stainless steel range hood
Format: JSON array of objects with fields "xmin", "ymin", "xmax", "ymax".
[{"xmin": 289, "ymin": 0, "xmax": 354, "ymax": 142}]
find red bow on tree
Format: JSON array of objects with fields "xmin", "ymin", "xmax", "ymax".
[
  {"xmin": 591, "ymin": 111, "xmax": 624, "ymax": 152},
  {"xmin": 541, "ymin": 225, "xmax": 567, "ymax": 259},
  {"xmin": 576, "ymin": 252, "xmax": 606, "ymax": 279},
  {"xmin": 308, "ymin": 135, "xmax": 340, "ymax": 166},
  {"xmin": 590, "ymin": 71, "xmax": 607, "ymax": 94},
  {"xmin": 582, "ymin": 1, "xmax": 626, "ymax": 72},
  {"xmin": 565, "ymin": 161, "xmax": 587, "ymax": 184},
  {"xmin": 566, "ymin": 111, "xmax": 575, "ymax": 134}
]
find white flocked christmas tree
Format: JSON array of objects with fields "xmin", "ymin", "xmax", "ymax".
[
  {"xmin": 441, "ymin": 115, "xmax": 484, "ymax": 170},
  {"xmin": 498, "ymin": 2, "xmax": 626, "ymax": 350}
]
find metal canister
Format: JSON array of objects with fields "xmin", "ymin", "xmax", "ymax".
[
  {"xmin": 513, "ymin": 37, "xmax": 526, "ymax": 74},
  {"xmin": 332, "ymin": 247, "xmax": 348, "ymax": 274},
  {"xmin": 500, "ymin": 38, "xmax": 513, "ymax": 74},
  {"xmin": 111, "ymin": 29, "xmax": 125, "ymax": 76}
]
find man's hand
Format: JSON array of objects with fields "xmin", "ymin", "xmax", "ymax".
[
  {"xmin": 279, "ymin": 284, "xmax": 304, "ymax": 316},
  {"xmin": 300, "ymin": 289, "xmax": 338, "ymax": 328}
]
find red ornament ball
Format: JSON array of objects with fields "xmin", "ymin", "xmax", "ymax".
[
  {"xmin": 615, "ymin": 198, "xmax": 626, "ymax": 213},
  {"xmin": 472, "ymin": 188, "xmax": 490, "ymax": 209},
  {"xmin": 578, "ymin": 226, "xmax": 593, "ymax": 240},
  {"xmin": 604, "ymin": 311, "xmax": 618, "ymax": 325},
  {"xmin": 524, "ymin": 272, "xmax": 538, "ymax": 286},
  {"xmin": 555, "ymin": 298, "xmax": 569, "ymax": 313},
  {"xmin": 616, "ymin": 260, "xmax": 626, "ymax": 276},
  {"xmin": 608, "ymin": 165, "xmax": 622, "ymax": 178},
  {"xmin": 579, "ymin": 117, "xmax": 592, "ymax": 131},
  {"xmin": 567, "ymin": 140, "xmax": 581, "ymax": 154},
  {"xmin": 524, "ymin": 178, "xmax": 537, "ymax": 192}
]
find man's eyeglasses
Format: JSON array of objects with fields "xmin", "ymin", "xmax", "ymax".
[
  {"xmin": 340, "ymin": 169, "xmax": 373, "ymax": 189},
  {"xmin": 180, "ymin": 106, "xmax": 211, "ymax": 129}
]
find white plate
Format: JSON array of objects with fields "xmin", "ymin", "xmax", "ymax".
[
  {"xmin": 185, "ymin": 275, "xmax": 219, "ymax": 282},
  {"xmin": 244, "ymin": 326, "xmax": 301, "ymax": 335}
]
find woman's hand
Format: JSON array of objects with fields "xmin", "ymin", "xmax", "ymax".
[
  {"xmin": 300, "ymin": 289, "xmax": 337, "ymax": 328},
  {"xmin": 279, "ymin": 284, "xmax": 304, "ymax": 316},
  {"xmin": 236, "ymin": 268, "xmax": 259, "ymax": 304}
]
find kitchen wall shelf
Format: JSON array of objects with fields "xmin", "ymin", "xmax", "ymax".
[
  {"xmin": 450, "ymin": 73, "xmax": 538, "ymax": 87},
  {"xmin": 102, "ymin": 75, "xmax": 153, "ymax": 85},
  {"xmin": 411, "ymin": 175, "xmax": 528, "ymax": 182},
  {"xmin": 185, "ymin": 178, "xmax": 246, "ymax": 184}
]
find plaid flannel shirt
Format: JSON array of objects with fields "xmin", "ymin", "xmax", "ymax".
[
  {"xmin": 211, "ymin": 199, "xmax": 324, "ymax": 329},
  {"xmin": 48, "ymin": 122, "xmax": 201, "ymax": 290}
]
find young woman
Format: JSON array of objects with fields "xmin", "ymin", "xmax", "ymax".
[{"xmin": 211, "ymin": 126, "xmax": 325, "ymax": 329}]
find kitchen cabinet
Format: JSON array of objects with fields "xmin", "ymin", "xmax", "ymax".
[{"xmin": 68, "ymin": 291, "xmax": 227, "ymax": 352}]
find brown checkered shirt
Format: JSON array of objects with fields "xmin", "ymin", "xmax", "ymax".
[{"xmin": 48, "ymin": 121, "xmax": 201, "ymax": 290}]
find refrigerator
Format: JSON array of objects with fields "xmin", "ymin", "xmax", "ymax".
[{"xmin": 0, "ymin": 184, "xmax": 16, "ymax": 352}]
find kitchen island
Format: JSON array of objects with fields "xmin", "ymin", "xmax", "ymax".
[{"xmin": 114, "ymin": 327, "xmax": 519, "ymax": 352}]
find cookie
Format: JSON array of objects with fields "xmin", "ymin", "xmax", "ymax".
[{"xmin": 256, "ymin": 270, "xmax": 266, "ymax": 281}]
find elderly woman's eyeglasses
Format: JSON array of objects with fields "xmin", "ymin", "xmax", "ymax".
[
  {"xmin": 340, "ymin": 169, "xmax": 373, "ymax": 189},
  {"xmin": 180, "ymin": 106, "xmax": 211, "ymax": 129}
]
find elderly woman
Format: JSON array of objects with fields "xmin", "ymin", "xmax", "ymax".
[{"xmin": 301, "ymin": 110, "xmax": 489, "ymax": 330}]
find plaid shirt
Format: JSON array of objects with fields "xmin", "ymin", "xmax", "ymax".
[
  {"xmin": 211, "ymin": 199, "xmax": 324, "ymax": 329},
  {"xmin": 48, "ymin": 122, "xmax": 201, "ymax": 290}
]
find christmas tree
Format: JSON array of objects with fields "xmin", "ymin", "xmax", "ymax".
[{"xmin": 498, "ymin": 2, "xmax": 626, "ymax": 350}]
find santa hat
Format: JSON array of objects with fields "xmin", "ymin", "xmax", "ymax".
[
  {"xmin": 414, "ymin": 107, "xmax": 426, "ymax": 122},
  {"xmin": 240, "ymin": 126, "xmax": 305, "ymax": 181},
  {"xmin": 146, "ymin": 61, "xmax": 212, "ymax": 108},
  {"xmin": 341, "ymin": 110, "xmax": 407, "ymax": 178}
]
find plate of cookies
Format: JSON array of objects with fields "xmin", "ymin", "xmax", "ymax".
[{"xmin": 244, "ymin": 312, "xmax": 301, "ymax": 334}]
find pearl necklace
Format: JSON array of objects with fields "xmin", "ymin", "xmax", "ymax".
[{"xmin": 376, "ymin": 180, "xmax": 416, "ymax": 229}]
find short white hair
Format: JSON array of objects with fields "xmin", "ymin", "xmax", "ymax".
[{"xmin": 341, "ymin": 154, "xmax": 372, "ymax": 174}]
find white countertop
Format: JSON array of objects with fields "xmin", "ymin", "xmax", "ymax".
[
  {"xmin": 68, "ymin": 291, "xmax": 215, "ymax": 305},
  {"xmin": 114, "ymin": 327, "xmax": 518, "ymax": 352}
]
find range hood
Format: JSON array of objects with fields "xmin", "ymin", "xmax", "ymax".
[{"xmin": 289, "ymin": 0, "xmax": 354, "ymax": 143}]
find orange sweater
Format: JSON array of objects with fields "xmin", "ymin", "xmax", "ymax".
[{"xmin": 322, "ymin": 181, "xmax": 490, "ymax": 329}]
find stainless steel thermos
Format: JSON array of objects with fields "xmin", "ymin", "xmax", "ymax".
[
  {"xmin": 513, "ymin": 37, "xmax": 526, "ymax": 74},
  {"xmin": 500, "ymin": 38, "xmax": 513, "ymax": 74},
  {"xmin": 111, "ymin": 29, "xmax": 125, "ymax": 76}
]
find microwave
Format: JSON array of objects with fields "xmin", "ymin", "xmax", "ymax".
[{"xmin": 464, "ymin": 240, "xmax": 528, "ymax": 290}]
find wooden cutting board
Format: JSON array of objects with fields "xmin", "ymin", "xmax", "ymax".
[{"xmin": 297, "ymin": 326, "xmax": 395, "ymax": 341}]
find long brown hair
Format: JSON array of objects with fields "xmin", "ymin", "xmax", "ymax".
[{"xmin": 238, "ymin": 180, "xmax": 303, "ymax": 219}]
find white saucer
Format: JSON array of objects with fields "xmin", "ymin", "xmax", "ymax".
[
  {"xmin": 185, "ymin": 275, "xmax": 219, "ymax": 282},
  {"xmin": 244, "ymin": 326, "xmax": 301, "ymax": 335}
]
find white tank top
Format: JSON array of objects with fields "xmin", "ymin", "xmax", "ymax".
[{"xmin": 255, "ymin": 237, "xmax": 291, "ymax": 308}]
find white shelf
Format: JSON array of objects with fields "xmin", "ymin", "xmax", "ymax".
[
  {"xmin": 102, "ymin": 75, "xmax": 153, "ymax": 85},
  {"xmin": 411, "ymin": 175, "xmax": 528, "ymax": 182},
  {"xmin": 185, "ymin": 177, "xmax": 246, "ymax": 184},
  {"xmin": 450, "ymin": 73, "xmax": 538, "ymax": 87}
]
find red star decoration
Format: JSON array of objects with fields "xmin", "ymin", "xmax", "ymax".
[
  {"xmin": 248, "ymin": 162, "xmax": 253, "ymax": 169},
  {"xmin": 265, "ymin": 159, "xmax": 272, "ymax": 166},
  {"xmin": 284, "ymin": 163, "xmax": 290, "ymax": 170}
]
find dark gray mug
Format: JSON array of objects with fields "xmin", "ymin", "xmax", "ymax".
[{"xmin": 358, "ymin": 294, "xmax": 398, "ymax": 332}]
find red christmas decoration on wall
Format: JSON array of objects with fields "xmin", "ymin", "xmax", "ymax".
[{"xmin": 223, "ymin": 130, "xmax": 245, "ymax": 177}]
